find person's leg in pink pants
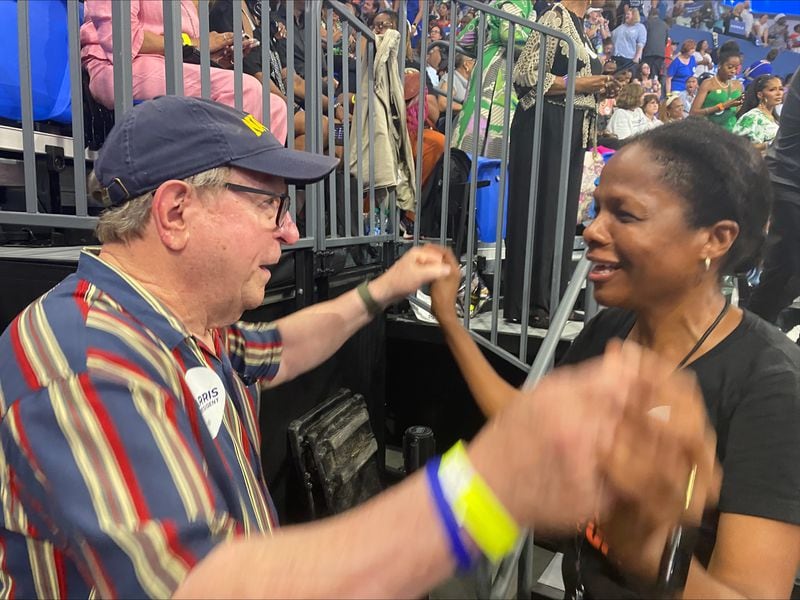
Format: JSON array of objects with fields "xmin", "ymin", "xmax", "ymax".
[{"xmin": 85, "ymin": 56, "xmax": 288, "ymax": 144}]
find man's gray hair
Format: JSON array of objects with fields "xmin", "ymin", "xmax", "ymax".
[{"xmin": 92, "ymin": 166, "xmax": 230, "ymax": 244}]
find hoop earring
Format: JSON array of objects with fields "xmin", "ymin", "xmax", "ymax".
[{"xmin": 704, "ymin": 256, "xmax": 711, "ymax": 272}]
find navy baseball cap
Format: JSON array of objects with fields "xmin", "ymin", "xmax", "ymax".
[{"xmin": 93, "ymin": 96, "xmax": 339, "ymax": 207}]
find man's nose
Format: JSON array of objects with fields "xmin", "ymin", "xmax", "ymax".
[{"xmin": 277, "ymin": 212, "xmax": 300, "ymax": 245}]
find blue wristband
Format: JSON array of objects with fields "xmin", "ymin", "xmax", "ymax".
[{"xmin": 426, "ymin": 457, "xmax": 474, "ymax": 571}]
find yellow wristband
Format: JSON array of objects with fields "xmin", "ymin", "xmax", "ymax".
[
  {"xmin": 181, "ymin": 33, "xmax": 192, "ymax": 47},
  {"xmin": 438, "ymin": 441, "xmax": 520, "ymax": 563}
]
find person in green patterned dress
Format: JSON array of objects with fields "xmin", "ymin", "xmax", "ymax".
[
  {"xmin": 733, "ymin": 74, "xmax": 783, "ymax": 152},
  {"xmin": 690, "ymin": 44, "xmax": 744, "ymax": 131},
  {"xmin": 452, "ymin": 0, "xmax": 535, "ymax": 158}
]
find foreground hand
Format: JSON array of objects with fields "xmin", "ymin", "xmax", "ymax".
[
  {"xmin": 595, "ymin": 341, "xmax": 720, "ymax": 580},
  {"xmin": 429, "ymin": 248, "xmax": 461, "ymax": 325},
  {"xmin": 370, "ymin": 244, "xmax": 452, "ymax": 307},
  {"xmin": 467, "ymin": 342, "xmax": 719, "ymax": 540}
]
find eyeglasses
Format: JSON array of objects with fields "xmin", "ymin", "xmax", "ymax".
[{"xmin": 223, "ymin": 182, "xmax": 291, "ymax": 227}]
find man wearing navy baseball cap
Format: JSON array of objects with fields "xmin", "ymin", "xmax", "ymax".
[{"xmin": 0, "ymin": 96, "xmax": 719, "ymax": 598}]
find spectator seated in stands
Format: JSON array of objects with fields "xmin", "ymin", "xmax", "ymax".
[
  {"xmin": 433, "ymin": 0, "xmax": 452, "ymax": 37},
  {"xmin": 658, "ymin": 92, "xmax": 685, "ymax": 124},
  {"xmin": 693, "ymin": 39, "xmax": 714, "ymax": 78},
  {"xmin": 607, "ymin": 82, "xmax": 648, "ymax": 140},
  {"xmin": 752, "ymin": 13, "xmax": 770, "ymax": 46},
  {"xmin": 80, "ymin": 0, "xmax": 288, "ymax": 144},
  {"xmin": 723, "ymin": 2, "xmax": 747, "ymax": 38},
  {"xmin": 768, "ymin": 13, "xmax": 790, "ymax": 50},
  {"xmin": 599, "ymin": 37, "xmax": 614, "ymax": 63},
  {"xmin": 357, "ymin": 0, "xmax": 378, "ymax": 25},
  {"xmin": 404, "ymin": 69, "xmax": 445, "ymax": 190},
  {"xmin": 596, "ymin": 60, "xmax": 619, "ymax": 134},
  {"xmin": 790, "ymin": 24, "xmax": 800, "ymax": 53},
  {"xmin": 634, "ymin": 61, "xmax": 660, "ymax": 96},
  {"xmin": 613, "ymin": 67, "xmax": 633, "ymax": 87},
  {"xmin": 403, "ymin": 68, "xmax": 445, "ymax": 238},
  {"xmin": 437, "ymin": 50, "xmax": 475, "ymax": 116},
  {"xmin": 426, "ymin": 42, "xmax": 446, "ymax": 87},
  {"xmin": 679, "ymin": 75, "xmax": 698, "ymax": 115},
  {"xmin": 640, "ymin": 92, "xmax": 662, "ymax": 130},
  {"xmin": 743, "ymin": 48, "xmax": 780, "ymax": 87}
]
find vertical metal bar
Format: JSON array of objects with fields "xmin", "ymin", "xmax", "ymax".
[
  {"xmin": 261, "ymin": 0, "xmax": 272, "ymax": 127},
  {"xmin": 585, "ymin": 279, "xmax": 600, "ymax": 321},
  {"xmin": 367, "ymin": 42, "xmax": 377, "ymax": 237},
  {"xmin": 549, "ymin": 42, "xmax": 578, "ymax": 321},
  {"xmin": 68, "ymin": 0, "xmax": 87, "ymax": 216},
  {"xmin": 355, "ymin": 35, "xmax": 364, "ymax": 237},
  {"xmin": 16, "ymin": 0, "xmax": 37, "ymax": 214},
  {"xmin": 111, "ymin": 0, "xmax": 133, "ymax": 115},
  {"xmin": 327, "ymin": 8, "xmax": 337, "ymax": 239},
  {"xmin": 490, "ymin": 21, "xmax": 516, "ymax": 345},
  {"xmin": 398, "ymin": 1, "xmax": 407, "ymax": 78},
  {"xmin": 412, "ymin": 7, "xmax": 429, "ymax": 246},
  {"xmin": 198, "ymin": 0, "xmax": 212, "ymax": 99},
  {"xmin": 342, "ymin": 20, "xmax": 352, "ymax": 238},
  {"xmin": 233, "ymin": 0, "xmax": 244, "ymax": 110},
  {"xmin": 517, "ymin": 534, "xmax": 535, "ymax": 600},
  {"xmin": 287, "ymin": 0, "xmax": 297, "ymax": 225},
  {"xmin": 519, "ymin": 32, "xmax": 548, "ymax": 362},
  {"xmin": 463, "ymin": 10, "xmax": 487, "ymax": 330},
  {"xmin": 439, "ymin": 3, "xmax": 458, "ymax": 245},
  {"xmin": 526, "ymin": 256, "xmax": 590, "ymax": 385},
  {"xmin": 163, "ymin": 0, "xmax": 184, "ymax": 96},
  {"xmin": 305, "ymin": 0, "xmax": 321, "ymax": 250}
]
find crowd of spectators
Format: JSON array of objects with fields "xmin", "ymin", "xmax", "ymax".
[
  {"xmin": 78, "ymin": 0, "xmax": 798, "ymax": 161},
  {"xmin": 572, "ymin": 2, "xmax": 795, "ymax": 149}
]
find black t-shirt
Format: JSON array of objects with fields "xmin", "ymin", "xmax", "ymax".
[{"xmin": 559, "ymin": 307, "xmax": 800, "ymax": 598}]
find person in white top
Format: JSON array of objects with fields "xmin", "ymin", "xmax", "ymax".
[
  {"xmin": 608, "ymin": 82, "xmax": 648, "ymax": 139},
  {"xmin": 741, "ymin": 0, "xmax": 755, "ymax": 37},
  {"xmin": 693, "ymin": 39, "xmax": 714, "ymax": 77},
  {"xmin": 678, "ymin": 76, "xmax": 699, "ymax": 115},
  {"xmin": 641, "ymin": 92, "xmax": 663, "ymax": 130}
]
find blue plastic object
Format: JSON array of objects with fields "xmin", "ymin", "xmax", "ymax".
[
  {"xmin": 0, "ymin": 0, "xmax": 78, "ymax": 124},
  {"xmin": 466, "ymin": 154, "xmax": 508, "ymax": 244}
]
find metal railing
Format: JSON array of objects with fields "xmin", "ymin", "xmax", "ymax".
[
  {"xmin": 0, "ymin": 0, "xmax": 394, "ymax": 253},
  {"xmin": 406, "ymin": 0, "xmax": 582, "ymax": 370},
  {"xmin": 3, "ymin": 0, "xmax": 596, "ymax": 369}
]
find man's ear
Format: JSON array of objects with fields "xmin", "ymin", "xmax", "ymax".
[
  {"xmin": 151, "ymin": 180, "xmax": 195, "ymax": 251},
  {"xmin": 703, "ymin": 220, "xmax": 740, "ymax": 263}
]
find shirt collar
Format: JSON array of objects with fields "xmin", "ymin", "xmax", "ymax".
[{"xmin": 77, "ymin": 249, "xmax": 193, "ymax": 350}]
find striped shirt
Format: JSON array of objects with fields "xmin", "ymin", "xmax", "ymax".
[{"xmin": 0, "ymin": 250, "xmax": 282, "ymax": 598}]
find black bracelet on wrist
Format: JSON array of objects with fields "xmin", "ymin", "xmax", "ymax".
[{"xmin": 356, "ymin": 280, "xmax": 382, "ymax": 317}]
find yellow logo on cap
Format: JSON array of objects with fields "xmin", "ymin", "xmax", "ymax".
[{"xmin": 242, "ymin": 114, "xmax": 268, "ymax": 136}]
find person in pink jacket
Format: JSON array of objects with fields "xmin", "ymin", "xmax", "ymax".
[{"xmin": 80, "ymin": 0, "xmax": 288, "ymax": 144}]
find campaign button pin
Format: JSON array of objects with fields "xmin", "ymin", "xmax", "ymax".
[{"xmin": 185, "ymin": 367, "xmax": 226, "ymax": 438}]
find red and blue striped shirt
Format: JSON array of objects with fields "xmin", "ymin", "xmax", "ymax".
[{"xmin": 0, "ymin": 250, "xmax": 282, "ymax": 598}]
